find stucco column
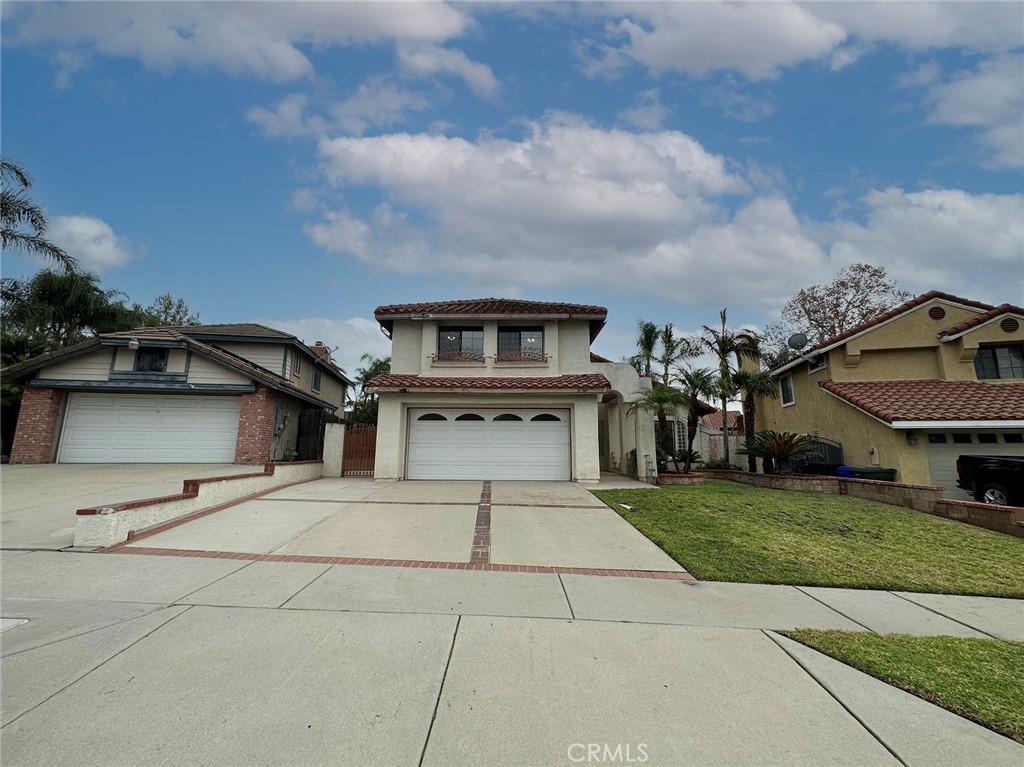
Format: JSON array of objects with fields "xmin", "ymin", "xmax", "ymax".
[
  {"xmin": 373, "ymin": 394, "xmax": 403, "ymax": 480},
  {"xmin": 606, "ymin": 401, "xmax": 621, "ymax": 474},
  {"xmin": 322, "ymin": 422, "xmax": 345, "ymax": 477},
  {"xmin": 573, "ymin": 397, "xmax": 601, "ymax": 483}
]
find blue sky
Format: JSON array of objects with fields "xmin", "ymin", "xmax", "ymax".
[{"xmin": 3, "ymin": 1, "xmax": 1022, "ymax": 376}]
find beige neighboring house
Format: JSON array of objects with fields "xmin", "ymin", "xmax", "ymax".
[
  {"xmin": 3, "ymin": 324, "xmax": 352, "ymax": 465},
  {"xmin": 365, "ymin": 298, "xmax": 658, "ymax": 482},
  {"xmin": 698, "ymin": 410, "xmax": 745, "ymax": 464},
  {"xmin": 757, "ymin": 291, "xmax": 1024, "ymax": 497}
]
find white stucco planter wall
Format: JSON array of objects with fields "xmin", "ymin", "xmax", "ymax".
[{"xmin": 74, "ymin": 461, "xmax": 323, "ymax": 548}]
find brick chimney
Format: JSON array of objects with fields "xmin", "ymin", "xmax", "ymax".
[{"xmin": 309, "ymin": 341, "xmax": 332, "ymax": 364}]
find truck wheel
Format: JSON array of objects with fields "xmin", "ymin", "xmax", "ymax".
[{"xmin": 977, "ymin": 483, "xmax": 1012, "ymax": 506}]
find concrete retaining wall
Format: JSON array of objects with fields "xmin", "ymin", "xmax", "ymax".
[
  {"xmin": 74, "ymin": 461, "xmax": 324, "ymax": 548},
  {"xmin": 697, "ymin": 470, "xmax": 1023, "ymax": 538}
]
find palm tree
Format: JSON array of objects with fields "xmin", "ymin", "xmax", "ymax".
[
  {"xmin": 739, "ymin": 431, "xmax": 815, "ymax": 474},
  {"xmin": 355, "ymin": 353, "xmax": 391, "ymax": 403},
  {"xmin": 629, "ymin": 320, "xmax": 659, "ymax": 378},
  {"xmin": 673, "ymin": 366, "xmax": 717, "ymax": 473},
  {"xmin": 732, "ymin": 368, "xmax": 779, "ymax": 472},
  {"xmin": 622, "ymin": 385, "xmax": 688, "ymax": 469},
  {"xmin": 700, "ymin": 309, "xmax": 758, "ymax": 466},
  {"xmin": 1, "ymin": 158, "xmax": 76, "ymax": 272}
]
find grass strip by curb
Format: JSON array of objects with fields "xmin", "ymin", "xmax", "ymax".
[{"xmin": 783, "ymin": 630, "xmax": 1024, "ymax": 743}]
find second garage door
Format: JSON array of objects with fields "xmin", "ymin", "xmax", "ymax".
[
  {"xmin": 58, "ymin": 393, "xmax": 241, "ymax": 463},
  {"xmin": 925, "ymin": 430, "xmax": 1024, "ymax": 500},
  {"xmin": 407, "ymin": 408, "xmax": 570, "ymax": 480}
]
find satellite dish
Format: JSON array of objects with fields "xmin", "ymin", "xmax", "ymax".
[{"xmin": 787, "ymin": 333, "xmax": 809, "ymax": 351}]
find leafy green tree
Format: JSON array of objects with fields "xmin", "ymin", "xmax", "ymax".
[
  {"xmin": 739, "ymin": 430, "xmax": 816, "ymax": 474},
  {"xmin": 732, "ymin": 368, "xmax": 779, "ymax": 473},
  {"xmin": 672, "ymin": 366, "xmax": 717, "ymax": 473},
  {"xmin": 700, "ymin": 309, "xmax": 758, "ymax": 466},
  {"xmin": 146, "ymin": 293, "xmax": 200, "ymax": 325},
  {"xmin": 350, "ymin": 353, "xmax": 391, "ymax": 423},
  {"xmin": 1, "ymin": 157, "xmax": 76, "ymax": 272}
]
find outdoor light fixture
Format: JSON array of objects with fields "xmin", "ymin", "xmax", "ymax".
[
  {"xmin": 128, "ymin": 338, "xmax": 140, "ymax": 350},
  {"xmin": 905, "ymin": 431, "xmax": 919, "ymax": 446}
]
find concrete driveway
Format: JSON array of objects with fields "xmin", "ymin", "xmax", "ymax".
[
  {"xmin": 118, "ymin": 478, "xmax": 684, "ymax": 572},
  {"xmin": 0, "ymin": 464, "xmax": 257, "ymax": 550}
]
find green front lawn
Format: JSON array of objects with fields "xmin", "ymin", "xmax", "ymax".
[
  {"xmin": 594, "ymin": 480, "xmax": 1024, "ymax": 596},
  {"xmin": 785, "ymin": 631, "xmax": 1024, "ymax": 743}
]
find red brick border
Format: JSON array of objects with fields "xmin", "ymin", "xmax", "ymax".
[
  {"xmin": 100, "ymin": 546, "xmax": 695, "ymax": 579},
  {"xmin": 470, "ymin": 480, "xmax": 492, "ymax": 564}
]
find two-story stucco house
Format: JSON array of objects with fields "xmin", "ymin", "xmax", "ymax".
[
  {"xmin": 757, "ymin": 291, "xmax": 1024, "ymax": 497},
  {"xmin": 366, "ymin": 299, "xmax": 658, "ymax": 482},
  {"xmin": 3, "ymin": 323, "xmax": 352, "ymax": 465}
]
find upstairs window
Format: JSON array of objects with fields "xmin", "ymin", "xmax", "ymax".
[
  {"xmin": 780, "ymin": 375, "xmax": 795, "ymax": 406},
  {"xmin": 808, "ymin": 353, "xmax": 826, "ymax": 373},
  {"xmin": 134, "ymin": 348, "xmax": 168, "ymax": 373},
  {"xmin": 975, "ymin": 345, "xmax": 1024, "ymax": 380},
  {"xmin": 312, "ymin": 368, "xmax": 322, "ymax": 392},
  {"xmin": 437, "ymin": 326, "xmax": 484, "ymax": 361},
  {"xmin": 497, "ymin": 326, "xmax": 545, "ymax": 362}
]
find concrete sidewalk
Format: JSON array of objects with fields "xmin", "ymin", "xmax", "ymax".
[{"xmin": 2, "ymin": 550, "xmax": 1022, "ymax": 766}]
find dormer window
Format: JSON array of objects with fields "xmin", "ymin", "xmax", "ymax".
[
  {"xmin": 437, "ymin": 326, "xmax": 484, "ymax": 361},
  {"xmin": 133, "ymin": 348, "xmax": 168, "ymax": 373}
]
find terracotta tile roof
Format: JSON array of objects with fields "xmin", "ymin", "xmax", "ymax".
[
  {"xmin": 366, "ymin": 373, "xmax": 611, "ymax": 391},
  {"xmin": 590, "ymin": 351, "xmax": 614, "ymax": 363},
  {"xmin": 807, "ymin": 291, "xmax": 995, "ymax": 354},
  {"xmin": 700, "ymin": 410, "xmax": 744, "ymax": 431},
  {"xmin": 375, "ymin": 298, "xmax": 607, "ymax": 318},
  {"xmin": 821, "ymin": 380, "xmax": 1024, "ymax": 423},
  {"xmin": 939, "ymin": 304, "xmax": 1024, "ymax": 338}
]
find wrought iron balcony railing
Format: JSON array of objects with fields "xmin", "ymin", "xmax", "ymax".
[
  {"xmin": 431, "ymin": 349, "xmax": 486, "ymax": 363},
  {"xmin": 495, "ymin": 350, "xmax": 550, "ymax": 363}
]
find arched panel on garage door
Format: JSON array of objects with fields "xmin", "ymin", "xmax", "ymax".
[{"xmin": 407, "ymin": 408, "xmax": 570, "ymax": 480}]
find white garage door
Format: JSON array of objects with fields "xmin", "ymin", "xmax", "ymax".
[
  {"xmin": 58, "ymin": 393, "xmax": 241, "ymax": 463},
  {"xmin": 407, "ymin": 408, "xmax": 570, "ymax": 480},
  {"xmin": 925, "ymin": 430, "xmax": 1024, "ymax": 500}
]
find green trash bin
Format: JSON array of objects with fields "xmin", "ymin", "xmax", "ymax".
[{"xmin": 852, "ymin": 467, "xmax": 897, "ymax": 482}]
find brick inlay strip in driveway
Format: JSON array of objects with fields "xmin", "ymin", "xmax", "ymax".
[
  {"xmin": 100, "ymin": 547, "xmax": 695, "ymax": 579},
  {"xmin": 470, "ymin": 481, "xmax": 492, "ymax": 564}
]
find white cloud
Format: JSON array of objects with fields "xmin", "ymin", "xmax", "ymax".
[
  {"xmin": 826, "ymin": 187, "xmax": 1024, "ymax": 303},
  {"xmin": 298, "ymin": 116, "xmax": 1022, "ymax": 311},
  {"xmin": 617, "ymin": 88, "xmax": 669, "ymax": 130},
  {"xmin": 583, "ymin": 2, "xmax": 847, "ymax": 80},
  {"xmin": 253, "ymin": 316, "xmax": 392, "ymax": 382},
  {"xmin": 48, "ymin": 215, "xmax": 143, "ymax": 271},
  {"xmin": 397, "ymin": 43, "xmax": 500, "ymax": 98},
  {"xmin": 247, "ymin": 79, "xmax": 432, "ymax": 139},
  {"xmin": 923, "ymin": 54, "xmax": 1024, "ymax": 170},
  {"xmin": 8, "ymin": 1, "xmax": 471, "ymax": 83}
]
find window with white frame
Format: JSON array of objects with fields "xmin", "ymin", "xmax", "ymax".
[
  {"xmin": 808, "ymin": 353, "xmax": 826, "ymax": 373},
  {"xmin": 780, "ymin": 375, "xmax": 795, "ymax": 406}
]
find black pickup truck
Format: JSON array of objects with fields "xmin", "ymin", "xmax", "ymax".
[{"xmin": 956, "ymin": 455, "xmax": 1024, "ymax": 507}]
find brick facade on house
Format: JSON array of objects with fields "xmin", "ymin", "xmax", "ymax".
[
  {"xmin": 234, "ymin": 385, "xmax": 277, "ymax": 464},
  {"xmin": 10, "ymin": 386, "xmax": 64, "ymax": 464}
]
